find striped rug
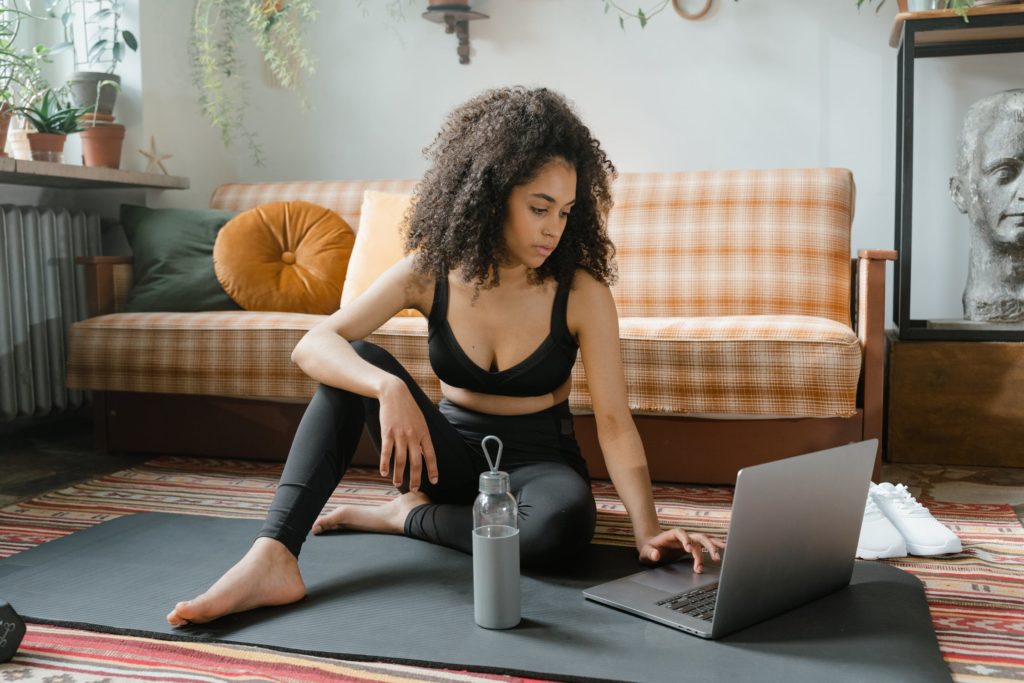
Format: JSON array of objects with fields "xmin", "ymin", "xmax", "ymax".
[{"xmin": 0, "ymin": 456, "xmax": 1020, "ymax": 683}]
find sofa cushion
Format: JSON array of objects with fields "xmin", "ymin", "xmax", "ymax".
[
  {"xmin": 67, "ymin": 313, "xmax": 859, "ymax": 418},
  {"xmin": 604, "ymin": 316, "xmax": 861, "ymax": 417},
  {"xmin": 607, "ymin": 169, "xmax": 855, "ymax": 324},
  {"xmin": 66, "ymin": 311, "xmax": 322, "ymax": 400},
  {"xmin": 340, "ymin": 191, "xmax": 420, "ymax": 316},
  {"xmin": 120, "ymin": 205, "xmax": 241, "ymax": 313},
  {"xmin": 213, "ymin": 201, "xmax": 355, "ymax": 314}
]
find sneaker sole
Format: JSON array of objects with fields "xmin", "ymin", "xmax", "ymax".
[
  {"xmin": 906, "ymin": 538, "xmax": 962, "ymax": 556},
  {"xmin": 856, "ymin": 541, "xmax": 908, "ymax": 560}
]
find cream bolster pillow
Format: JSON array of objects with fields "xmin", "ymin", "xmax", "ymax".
[{"xmin": 342, "ymin": 190, "xmax": 420, "ymax": 317}]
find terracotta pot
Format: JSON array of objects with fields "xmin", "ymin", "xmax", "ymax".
[
  {"xmin": 0, "ymin": 103, "xmax": 11, "ymax": 158},
  {"xmin": 81, "ymin": 112, "xmax": 116, "ymax": 124},
  {"xmin": 26, "ymin": 132, "xmax": 68, "ymax": 163},
  {"xmin": 79, "ymin": 123, "xmax": 126, "ymax": 169}
]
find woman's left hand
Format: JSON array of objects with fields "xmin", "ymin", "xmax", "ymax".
[{"xmin": 638, "ymin": 529, "xmax": 727, "ymax": 574}]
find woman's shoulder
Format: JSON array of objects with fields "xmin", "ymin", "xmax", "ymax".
[
  {"xmin": 568, "ymin": 268, "xmax": 611, "ymax": 297},
  {"xmin": 395, "ymin": 253, "xmax": 438, "ymax": 313},
  {"xmin": 566, "ymin": 268, "xmax": 615, "ymax": 337}
]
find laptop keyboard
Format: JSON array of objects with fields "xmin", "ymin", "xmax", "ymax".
[{"xmin": 656, "ymin": 584, "xmax": 719, "ymax": 621}]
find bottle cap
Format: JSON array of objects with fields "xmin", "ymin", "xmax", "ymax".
[
  {"xmin": 479, "ymin": 470, "xmax": 510, "ymax": 494},
  {"xmin": 479, "ymin": 435, "xmax": 509, "ymax": 494}
]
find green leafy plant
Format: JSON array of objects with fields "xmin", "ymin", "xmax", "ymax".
[
  {"xmin": 15, "ymin": 87, "xmax": 90, "ymax": 133},
  {"xmin": 856, "ymin": 0, "xmax": 976, "ymax": 19},
  {"xmin": 190, "ymin": 0, "xmax": 317, "ymax": 166},
  {"xmin": 47, "ymin": 0, "xmax": 138, "ymax": 73},
  {"xmin": 0, "ymin": 1, "xmax": 49, "ymax": 105}
]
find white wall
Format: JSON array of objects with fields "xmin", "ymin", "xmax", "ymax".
[{"xmin": 26, "ymin": 1, "xmax": 1024, "ymax": 322}]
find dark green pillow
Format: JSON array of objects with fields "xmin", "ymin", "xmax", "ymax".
[{"xmin": 120, "ymin": 205, "xmax": 242, "ymax": 312}]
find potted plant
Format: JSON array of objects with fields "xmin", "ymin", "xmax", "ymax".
[
  {"xmin": 190, "ymin": 0, "xmax": 317, "ymax": 166},
  {"xmin": 78, "ymin": 76, "xmax": 122, "ymax": 167},
  {"xmin": 14, "ymin": 87, "xmax": 90, "ymax": 162},
  {"xmin": 857, "ymin": 0, "xmax": 977, "ymax": 16},
  {"xmin": 48, "ymin": 0, "xmax": 137, "ymax": 115},
  {"xmin": 1, "ymin": 1, "xmax": 48, "ymax": 156}
]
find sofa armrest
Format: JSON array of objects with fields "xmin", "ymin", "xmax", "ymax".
[
  {"xmin": 856, "ymin": 249, "xmax": 897, "ymax": 461},
  {"xmin": 75, "ymin": 256, "xmax": 134, "ymax": 317}
]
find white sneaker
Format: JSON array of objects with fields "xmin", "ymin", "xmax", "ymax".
[
  {"xmin": 856, "ymin": 494, "xmax": 907, "ymax": 559},
  {"xmin": 870, "ymin": 482, "xmax": 962, "ymax": 556}
]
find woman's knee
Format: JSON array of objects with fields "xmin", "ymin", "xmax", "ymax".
[
  {"xmin": 309, "ymin": 382, "xmax": 357, "ymax": 408},
  {"xmin": 518, "ymin": 476, "xmax": 596, "ymax": 569},
  {"xmin": 349, "ymin": 340, "xmax": 401, "ymax": 370}
]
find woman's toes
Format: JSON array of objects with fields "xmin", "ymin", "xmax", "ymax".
[
  {"xmin": 314, "ymin": 508, "xmax": 346, "ymax": 534},
  {"xmin": 167, "ymin": 601, "xmax": 193, "ymax": 626}
]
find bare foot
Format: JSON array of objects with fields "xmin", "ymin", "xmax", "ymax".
[
  {"xmin": 313, "ymin": 490, "xmax": 431, "ymax": 536},
  {"xmin": 166, "ymin": 537, "xmax": 305, "ymax": 627}
]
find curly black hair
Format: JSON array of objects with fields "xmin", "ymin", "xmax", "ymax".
[{"xmin": 405, "ymin": 86, "xmax": 617, "ymax": 290}]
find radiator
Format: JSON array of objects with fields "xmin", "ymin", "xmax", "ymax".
[{"xmin": 0, "ymin": 205, "xmax": 101, "ymax": 421}]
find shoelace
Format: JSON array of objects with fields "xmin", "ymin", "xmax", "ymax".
[{"xmin": 876, "ymin": 484, "xmax": 930, "ymax": 518}]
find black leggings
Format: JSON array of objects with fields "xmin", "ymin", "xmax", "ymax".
[{"xmin": 257, "ymin": 341, "xmax": 597, "ymax": 569}]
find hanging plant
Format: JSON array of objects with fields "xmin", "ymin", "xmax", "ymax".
[
  {"xmin": 189, "ymin": 0, "xmax": 317, "ymax": 166},
  {"xmin": 603, "ymin": 0, "xmax": 671, "ymax": 29},
  {"xmin": 602, "ymin": 0, "xmax": 738, "ymax": 30}
]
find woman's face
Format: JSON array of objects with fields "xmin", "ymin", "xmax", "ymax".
[{"xmin": 501, "ymin": 158, "xmax": 577, "ymax": 269}]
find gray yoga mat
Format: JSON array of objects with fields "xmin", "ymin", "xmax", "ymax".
[{"xmin": 0, "ymin": 513, "xmax": 951, "ymax": 683}]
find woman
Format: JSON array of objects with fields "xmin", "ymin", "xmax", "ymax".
[{"xmin": 167, "ymin": 86, "xmax": 724, "ymax": 627}]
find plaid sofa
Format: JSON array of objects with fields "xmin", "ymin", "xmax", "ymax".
[{"xmin": 68, "ymin": 169, "xmax": 895, "ymax": 483}]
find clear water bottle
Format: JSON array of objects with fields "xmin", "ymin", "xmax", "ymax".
[{"xmin": 472, "ymin": 435, "xmax": 520, "ymax": 629}]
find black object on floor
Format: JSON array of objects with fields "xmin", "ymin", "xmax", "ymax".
[
  {"xmin": 0, "ymin": 513, "xmax": 951, "ymax": 683},
  {"xmin": 0, "ymin": 600, "xmax": 26, "ymax": 663}
]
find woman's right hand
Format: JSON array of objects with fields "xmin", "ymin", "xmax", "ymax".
[{"xmin": 377, "ymin": 376, "xmax": 438, "ymax": 491}]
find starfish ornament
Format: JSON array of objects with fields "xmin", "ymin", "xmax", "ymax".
[{"xmin": 139, "ymin": 136, "xmax": 173, "ymax": 174}]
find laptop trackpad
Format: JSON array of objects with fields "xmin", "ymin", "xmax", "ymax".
[{"xmin": 630, "ymin": 561, "xmax": 721, "ymax": 593}]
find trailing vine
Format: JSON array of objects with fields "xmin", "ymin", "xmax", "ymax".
[
  {"xmin": 603, "ymin": 0, "xmax": 738, "ymax": 30},
  {"xmin": 189, "ymin": 0, "xmax": 317, "ymax": 166}
]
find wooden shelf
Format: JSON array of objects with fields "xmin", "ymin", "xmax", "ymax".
[
  {"xmin": 0, "ymin": 157, "xmax": 188, "ymax": 190},
  {"xmin": 890, "ymin": 3, "xmax": 1024, "ymax": 48}
]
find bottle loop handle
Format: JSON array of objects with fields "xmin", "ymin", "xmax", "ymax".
[{"xmin": 481, "ymin": 435, "xmax": 503, "ymax": 473}]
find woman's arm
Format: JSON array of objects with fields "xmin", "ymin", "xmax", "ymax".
[
  {"xmin": 291, "ymin": 254, "xmax": 438, "ymax": 490},
  {"xmin": 571, "ymin": 272, "xmax": 724, "ymax": 571}
]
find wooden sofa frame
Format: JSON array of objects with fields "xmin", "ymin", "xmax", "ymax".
[{"xmin": 76, "ymin": 250, "xmax": 895, "ymax": 485}]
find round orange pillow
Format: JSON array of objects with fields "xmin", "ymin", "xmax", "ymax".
[{"xmin": 213, "ymin": 201, "xmax": 355, "ymax": 314}]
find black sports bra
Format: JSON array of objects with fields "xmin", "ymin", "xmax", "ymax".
[{"xmin": 427, "ymin": 276, "xmax": 578, "ymax": 397}]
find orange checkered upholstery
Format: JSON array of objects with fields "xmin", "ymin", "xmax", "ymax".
[
  {"xmin": 607, "ymin": 169, "xmax": 854, "ymax": 324},
  {"xmin": 68, "ymin": 169, "xmax": 861, "ymax": 418},
  {"xmin": 67, "ymin": 313, "xmax": 435, "ymax": 402},
  {"xmin": 68, "ymin": 312, "xmax": 322, "ymax": 399},
  {"xmin": 211, "ymin": 180, "xmax": 418, "ymax": 235}
]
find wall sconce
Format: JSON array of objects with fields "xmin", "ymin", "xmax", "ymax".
[{"xmin": 422, "ymin": 2, "xmax": 489, "ymax": 65}]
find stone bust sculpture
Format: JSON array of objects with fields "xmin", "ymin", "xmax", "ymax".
[{"xmin": 949, "ymin": 89, "xmax": 1024, "ymax": 322}]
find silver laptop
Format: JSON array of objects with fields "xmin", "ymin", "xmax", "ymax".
[{"xmin": 583, "ymin": 440, "xmax": 877, "ymax": 639}]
